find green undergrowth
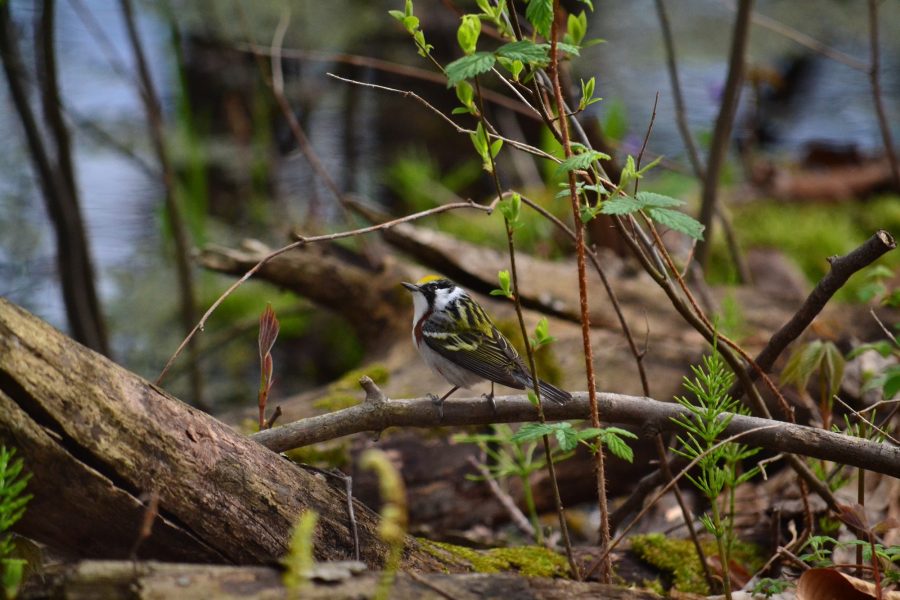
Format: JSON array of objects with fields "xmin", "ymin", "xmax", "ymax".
[
  {"xmin": 708, "ymin": 194, "xmax": 900, "ymax": 300},
  {"xmin": 630, "ymin": 532, "xmax": 764, "ymax": 595},
  {"xmin": 417, "ymin": 539, "xmax": 569, "ymax": 578}
]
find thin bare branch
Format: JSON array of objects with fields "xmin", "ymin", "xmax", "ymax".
[
  {"xmin": 326, "ymin": 73, "xmax": 558, "ymax": 163},
  {"xmin": 250, "ymin": 391, "xmax": 900, "ymax": 479},
  {"xmin": 156, "ymin": 199, "xmax": 498, "ymax": 384}
]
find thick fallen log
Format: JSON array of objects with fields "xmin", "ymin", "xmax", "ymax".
[
  {"xmin": 0, "ymin": 298, "xmax": 441, "ymax": 569},
  {"xmin": 28, "ymin": 560, "xmax": 662, "ymax": 600}
]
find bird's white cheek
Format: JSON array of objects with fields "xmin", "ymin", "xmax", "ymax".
[{"xmin": 411, "ymin": 292, "xmax": 429, "ymax": 323}]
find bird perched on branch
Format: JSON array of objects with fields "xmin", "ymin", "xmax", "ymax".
[{"xmin": 402, "ymin": 276, "xmax": 571, "ymax": 419}]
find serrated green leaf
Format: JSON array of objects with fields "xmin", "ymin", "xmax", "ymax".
[
  {"xmin": 511, "ymin": 422, "xmax": 555, "ymax": 442},
  {"xmin": 496, "ymin": 40, "xmax": 549, "ymax": 64},
  {"xmin": 576, "ymin": 427, "xmax": 604, "ymax": 441},
  {"xmin": 603, "ymin": 432, "xmax": 634, "ymax": 462},
  {"xmin": 445, "ymin": 52, "xmax": 496, "ymax": 87},
  {"xmin": 525, "ymin": 0, "xmax": 554, "ymax": 39},
  {"xmin": 554, "ymin": 150, "xmax": 608, "ymax": 177},
  {"xmin": 647, "ymin": 207, "xmax": 705, "ymax": 240},
  {"xmin": 600, "ymin": 196, "xmax": 642, "ymax": 215},
  {"xmin": 636, "ymin": 191, "xmax": 684, "ymax": 208},
  {"xmin": 557, "ymin": 426, "xmax": 579, "ymax": 452},
  {"xmin": 556, "ymin": 42, "xmax": 581, "ymax": 56}
]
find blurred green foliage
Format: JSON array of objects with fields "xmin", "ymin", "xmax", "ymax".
[{"xmin": 708, "ymin": 194, "xmax": 900, "ymax": 300}]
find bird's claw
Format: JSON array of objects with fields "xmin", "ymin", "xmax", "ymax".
[
  {"xmin": 481, "ymin": 391, "xmax": 497, "ymax": 414},
  {"xmin": 428, "ymin": 393, "xmax": 445, "ymax": 422}
]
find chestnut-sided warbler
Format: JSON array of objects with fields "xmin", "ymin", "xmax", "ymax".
[{"xmin": 402, "ymin": 276, "xmax": 571, "ymax": 418}]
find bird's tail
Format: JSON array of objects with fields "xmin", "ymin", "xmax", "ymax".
[{"xmin": 537, "ymin": 379, "xmax": 572, "ymax": 405}]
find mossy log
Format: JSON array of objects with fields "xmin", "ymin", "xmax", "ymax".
[
  {"xmin": 0, "ymin": 298, "xmax": 441, "ymax": 569},
  {"xmin": 27, "ymin": 560, "xmax": 663, "ymax": 600}
]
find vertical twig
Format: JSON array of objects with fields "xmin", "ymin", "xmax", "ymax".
[
  {"xmin": 695, "ymin": 0, "xmax": 754, "ymax": 270},
  {"xmin": 472, "ymin": 77, "xmax": 580, "ymax": 579},
  {"xmin": 867, "ymin": 0, "xmax": 900, "ymax": 189},
  {"xmin": 633, "ymin": 90, "xmax": 716, "ymax": 593},
  {"xmin": 654, "ymin": 0, "xmax": 748, "ymax": 281},
  {"xmin": 549, "ymin": 0, "xmax": 611, "ymax": 582},
  {"xmin": 119, "ymin": 0, "xmax": 206, "ymax": 409}
]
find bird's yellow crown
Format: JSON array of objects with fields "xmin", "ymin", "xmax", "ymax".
[{"xmin": 416, "ymin": 274, "xmax": 444, "ymax": 285}]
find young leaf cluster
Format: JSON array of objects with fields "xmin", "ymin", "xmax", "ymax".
[
  {"xmin": 469, "ymin": 122, "xmax": 502, "ymax": 173},
  {"xmin": 511, "ymin": 422, "xmax": 636, "ymax": 462},
  {"xmin": 601, "ymin": 190, "xmax": 705, "ymax": 241},
  {"xmin": 388, "ymin": 0, "xmax": 433, "ymax": 57}
]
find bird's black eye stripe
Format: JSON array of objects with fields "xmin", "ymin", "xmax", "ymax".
[{"xmin": 448, "ymin": 301, "xmax": 462, "ymax": 322}]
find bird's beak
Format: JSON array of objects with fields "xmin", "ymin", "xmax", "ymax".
[{"xmin": 401, "ymin": 282, "xmax": 418, "ymax": 292}]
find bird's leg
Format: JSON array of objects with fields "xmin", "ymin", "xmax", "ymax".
[
  {"xmin": 482, "ymin": 382, "xmax": 497, "ymax": 414},
  {"xmin": 428, "ymin": 386, "xmax": 459, "ymax": 422}
]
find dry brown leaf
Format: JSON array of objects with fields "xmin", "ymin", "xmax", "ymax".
[{"xmin": 797, "ymin": 568, "xmax": 900, "ymax": 600}]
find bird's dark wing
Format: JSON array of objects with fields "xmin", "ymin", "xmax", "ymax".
[{"xmin": 421, "ymin": 312, "xmax": 526, "ymax": 389}]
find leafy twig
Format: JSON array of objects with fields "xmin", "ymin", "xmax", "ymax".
[{"xmin": 548, "ymin": 0, "xmax": 610, "ymax": 581}]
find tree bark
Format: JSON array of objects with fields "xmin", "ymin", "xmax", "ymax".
[
  {"xmin": 29, "ymin": 560, "xmax": 662, "ymax": 599},
  {"xmin": 0, "ymin": 298, "xmax": 441, "ymax": 570}
]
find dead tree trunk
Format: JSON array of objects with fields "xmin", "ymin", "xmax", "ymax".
[{"xmin": 0, "ymin": 298, "xmax": 441, "ymax": 570}]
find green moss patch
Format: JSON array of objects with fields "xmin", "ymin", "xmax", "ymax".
[{"xmin": 417, "ymin": 539, "xmax": 569, "ymax": 578}]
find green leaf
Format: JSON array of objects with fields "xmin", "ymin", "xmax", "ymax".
[
  {"xmin": 647, "ymin": 207, "xmax": 705, "ymax": 241},
  {"xmin": 603, "ymin": 431, "xmax": 634, "ymax": 463},
  {"xmin": 445, "ymin": 52, "xmax": 496, "ymax": 87},
  {"xmin": 635, "ymin": 191, "xmax": 684, "ymax": 208},
  {"xmin": 388, "ymin": 10, "xmax": 405, "ymax": 22},
  {"xmin": 580, "ymin": 204, "xmax": 601, "ymax": 223},
  {"xmin": 455, "ymin": 81, "xmax": 474, "ymax": 107},
  {"xmin": 555, "ymin": 42, "xmax": 581, "ymax": 56},
  {"xmin": 527, "ymin": 390, "xmax": 539, "ymax": 406},
  {"xmin": 457, "ymin": 14, "xmax": 481, "ymax": 55},
  {"xmin": 556, "ymin": 425, "xmax": 579, "ymax": 452},
  {"xmin": 565, "ymin": 12, "xmax": 587, "ymax": 46},
  {"xmin": 782, "ymin": 341, "xmax": 823, "ymax": 391},
  {"xmin": 821, "ymin": 341, "xmax": 845, "ymax": 400},
  {"xmin": 490, "ymin": 269, "xmax": 513, "ymax": 298},
  {"xmin": 883, "ymin": 365, "xmax": 900, "ymax": 398},
  {"xmin": 499, "ymin": 193, "xmax": 521, "ymax": 225},
  {"xmin": 525, "ymin": 0, "xmax": 554, "ymax": 39},
  {"xmin": 495, "ymin": 40, "xmax": 549, "ymax": 65},
  {"xmin": 511, "ymin": 422, "xmax": 555, "ymax": 443},
  {"xmin": 600, "ymin": 196, "xmax": 642, "ymax": 215},
  {"xmin": 402, "ymin": 15, "xmax": 420, "ymax": 32},
  {"xmin": 554, "ymin": 150, "xmax": 609, "ymax": 177}
]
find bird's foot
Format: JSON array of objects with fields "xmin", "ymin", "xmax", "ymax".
[
  {"xmin": 428, "ymin": 393, "xmax": 445, "ymax": 422},
  {"xmin": 481, "ymin": 391, "xmax": 497, "ymax": 414}
]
